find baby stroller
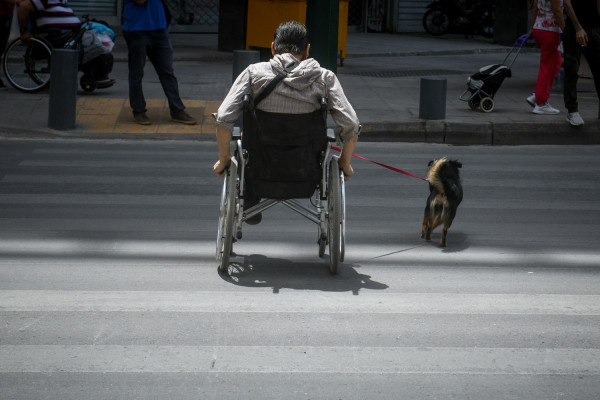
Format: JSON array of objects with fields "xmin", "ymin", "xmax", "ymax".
[{"xmin": 459, "ymin": 34, "xmax": 530, "ymax": 112}]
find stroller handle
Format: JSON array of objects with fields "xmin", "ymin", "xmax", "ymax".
[{"xmin": 513, "ymin": 34, "xmax": 532, "ymax": 48}]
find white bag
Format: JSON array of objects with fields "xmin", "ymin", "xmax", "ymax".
[{"xmin": 81, "ymin": 30, "xmax": 113, "ymax": 64}]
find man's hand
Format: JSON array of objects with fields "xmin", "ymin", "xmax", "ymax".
[
  {"xmin": 20, "ymin": 30, "xmax": 32, "ymax": 42},
  {"xmin": 338, "ymin": 135, "xmax": 358, "ymax": 181},
  {"xmin": 339, "ymin": 161, "xmax": 354, "ymax": 181},
  {"xmin": 213, "ymin": 157, "xmax": 231, "ymax": 178}
]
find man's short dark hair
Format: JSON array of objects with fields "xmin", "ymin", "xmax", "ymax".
[{"xmin": 273, "ymin": 21, "xmax": 309, "ymax": 55}]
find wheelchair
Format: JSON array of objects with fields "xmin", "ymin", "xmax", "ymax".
[
  {"xmin": 1, "ymin": 16, "xmax": 114, "ymax": 93},
  {"xmin": 216, "ymin": 96, "xmax": 346, "ymax": 274}
]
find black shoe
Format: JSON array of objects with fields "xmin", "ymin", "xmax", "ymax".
[
  {"xmin": 171, "ymin": 110, "xmax": 197, "ymax": 125},
  {"xmin": 244, "ymin": 196, "xmax": 262, "ymax": 225},
  {"xmin": 133, "ymin": 112, "xmax": 152, "ymax": 125},
  {"xmin": 95, "ymin": 78, "xmax": 115, "ymax": 88},
  {"xmin": 245, "ymin": 213, "xmax": 262, "ymax": 225}
]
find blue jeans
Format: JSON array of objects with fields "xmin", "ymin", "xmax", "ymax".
[{"xmin": 123, "ymin": 29, "xmax": 185, "ymax": 115}]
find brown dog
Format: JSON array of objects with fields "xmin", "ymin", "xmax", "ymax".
[{"xmin": 421, "ymin": 158, "xmax": 463, "ymax": 247}]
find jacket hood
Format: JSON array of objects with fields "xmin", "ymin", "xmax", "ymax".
[{"xmin": 269, "ymin": 53, "xmax": 323, "ymax": 91}]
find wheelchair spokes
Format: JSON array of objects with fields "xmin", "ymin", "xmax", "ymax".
[{"xmin": 2, "ymin": 37, "xmax": 52, "ymax": 92}]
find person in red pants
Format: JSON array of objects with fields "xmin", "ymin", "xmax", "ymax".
[{"xmin": 527, "ymin": 0, "xmax": 565, "ymax": 114}]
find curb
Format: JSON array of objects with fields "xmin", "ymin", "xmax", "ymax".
[
  {"xmin": 361, "ymin": 120, "xmax": 600, "ymax": 145},
  {"xmin": 3, "ymin": 120, "xmax": 599, "ymax": 145}
]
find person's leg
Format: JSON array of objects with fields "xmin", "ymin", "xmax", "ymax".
[
  {"xmin": 124, "ymin": 30, "xmax": 148, "ymax": 115},
  {"xmin": 533, "ymin": 29, "xmax": 562, "ymax": 105},
  {"xmin": 146, "ymin": 29, "xmax": 185, "ymax": 114},
  {"xmin": 563, "ymin": 24, "xmax": 581, "ymax": 113},
  {"xmin": 581, "ymin": 26, "xmax": 600, "ymax": 118}
]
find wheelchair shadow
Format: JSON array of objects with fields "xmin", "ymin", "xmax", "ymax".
[{"xmin": 219, "ymin": 254, "xmax": 388, "ymax": 295}]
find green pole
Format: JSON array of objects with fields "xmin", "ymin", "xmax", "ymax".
[{"xmin": 306, "ymin": 0, "xmax": 339, "ymax": 74}]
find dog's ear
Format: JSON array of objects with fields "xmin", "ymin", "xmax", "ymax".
[
  {"xmin": 428, "ymin": 160, "xmax": 434, "ymax": 167},
  {"xmin": 452, "ymin": 160, "xmax": 462, "ymax": 168}
]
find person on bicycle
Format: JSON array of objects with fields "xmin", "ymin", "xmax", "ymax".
[{"xmin": 17, "ymin": 0, "xmax": 113, "ymax": 85}]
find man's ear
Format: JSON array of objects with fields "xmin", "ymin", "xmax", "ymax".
[
  {"xmin": 271, "ymin": 42, "xmax": 276, "ymax": 56},
  {"xmin": 302, "ymin": 44, "xmax": 310, "ymax": 60}
]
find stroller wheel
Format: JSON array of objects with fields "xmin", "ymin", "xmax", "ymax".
[
  {"xmin": 480, "ymin": 97, "xmax": 494, "ymax": 113},
  {"xmin": 468, "ymin": 96, "xmax": 480, "ymax": 110}
]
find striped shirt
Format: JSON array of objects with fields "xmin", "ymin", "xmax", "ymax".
[
  {"xmin": 214, "ymin": 53, "xmax": 360, "ymax": 144},
  {"xmin": 31, "ymin": 0, "xmax": 80, "ymax": 29}
]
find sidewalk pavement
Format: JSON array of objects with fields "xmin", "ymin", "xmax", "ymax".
[{"xmin": 1, "ymin": 32, "xmax": 598, "ymax": 145}]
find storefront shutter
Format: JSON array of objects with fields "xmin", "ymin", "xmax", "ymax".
[
  {"xmin": 69, "ymin": 0, "xmax": 117, "ymax": 17},
  {"xmin": 397, "ymin": 0, "xmax": 429, "ymax": 32}
]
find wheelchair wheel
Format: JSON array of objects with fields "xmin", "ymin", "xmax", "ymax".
[
  {"xmin": 216, "ymin": 158, "xmax": 238, "ymax": 272},
  {"xmin": 327, "ymin": 158, "xmax": 343, "ymax": 274},
  {"xmin": 2, "ymin": 37, "xmax": 52, "ymax": 93},
  {"xmin": 340, "ymin": 175, "xmax": 346, "ymax": 263},
  {"xmin": 80, "ymin": 75, "xmax": 96, "ymax": 92}
]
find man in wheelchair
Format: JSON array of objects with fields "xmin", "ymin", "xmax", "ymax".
[
  {"xmin": 17, "ymin": 0, "xmax": 114, "ymax": 86},
  {"xmin": 213, "ymin": 21, "xmax": 360, "ymax": 222},
  {"xmin": 213, "ymin": 21, "xmax": 359, "ymax": 273}
]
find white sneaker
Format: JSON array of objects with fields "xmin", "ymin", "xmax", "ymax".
[
  {"xmin": 566, "ymin": 112, "xmax": 585, "ymax": 126},
  {"xmin": 526, "ymin": 93, "xmax": 536, "ymax": 107},
  {"xmin": 533, "ymin": 102, "xmax": 560, "ymax": 115}
]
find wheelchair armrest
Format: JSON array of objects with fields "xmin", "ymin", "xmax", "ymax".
[
  {"xmin": 327, "ymin": 128, "xmax": 336, "ymax": 142},
  {"xmin": 320, "ymin": 97, "xmax": 328, "ymax": 110},
  {"xmin": 243, "ymin": 94, "xmax": 252, "ymax": 111},
  {"xmin": 232, "ymin": 126, "xmax": 241, "ymax": 141}
]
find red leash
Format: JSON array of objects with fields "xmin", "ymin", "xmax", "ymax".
[{"xmin": 331, "ymin": 145, "xmax": 427, "ymax": 181}]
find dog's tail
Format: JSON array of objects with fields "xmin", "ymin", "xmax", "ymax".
[{"xmin": 427, "ymin": 158, "xmax": 447, "ymax": 194}]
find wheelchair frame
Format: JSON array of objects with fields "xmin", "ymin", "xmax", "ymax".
[
  {"xmin": 1, "ymin": 16, "xmax": 113, "ymax": 93},
  {"xmin": 216, "ymin": 127, "xmax": 346, "ymax": 275}
]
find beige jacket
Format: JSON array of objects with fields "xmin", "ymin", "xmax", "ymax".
[{"xmin": 214, "ymin": 53, "xmax": 360, "ymax": 144}]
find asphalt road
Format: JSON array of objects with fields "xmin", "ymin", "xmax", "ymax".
[{"xmin": 1, "ymin": 138, "xmax": 599, "ymax": 399}]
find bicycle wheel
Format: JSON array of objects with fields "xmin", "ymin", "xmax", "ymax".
[
  {"xmin": 2, "ymin": 37, "xmax": 52, "ymax": 92},
  {"xmin": 327, "ymin": 158, "xmax": 343, "ymax": 274},
  {"xmin": 216, "ymin": 158, "xmax": 238, "ymax": 272},
  {"xmin": 422, "ymin": 9, "xmax": 451, "ymax": 36}
]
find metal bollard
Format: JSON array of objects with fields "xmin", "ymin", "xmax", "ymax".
[
  {"xmin": 232, "ymin": 50, "xmax": 260, "ymax": 82},
  {"xmin": 419, "ymin": 77, "xmax": 447, "ymax": 120},
  {"xmin": 48, "ymin": 49, "xmax": 79, "ymax": 130}
]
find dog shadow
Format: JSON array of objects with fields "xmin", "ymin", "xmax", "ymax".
[{"xmin": 219, "ymin": 254, "xmax": 388, "ymax": 295}]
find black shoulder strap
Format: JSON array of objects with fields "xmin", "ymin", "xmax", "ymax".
[{"xmin": 253, "ymin": 60, "xmax": 299, "ymax": 108}]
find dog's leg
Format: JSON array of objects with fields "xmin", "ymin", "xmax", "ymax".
[
  {"xmin": 440, "ymin": 219, "xmax": 452, "ymax": 247},
  {"xmin": 421, "ymin": 209, "xmax": 430, "ymax": 239}
]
